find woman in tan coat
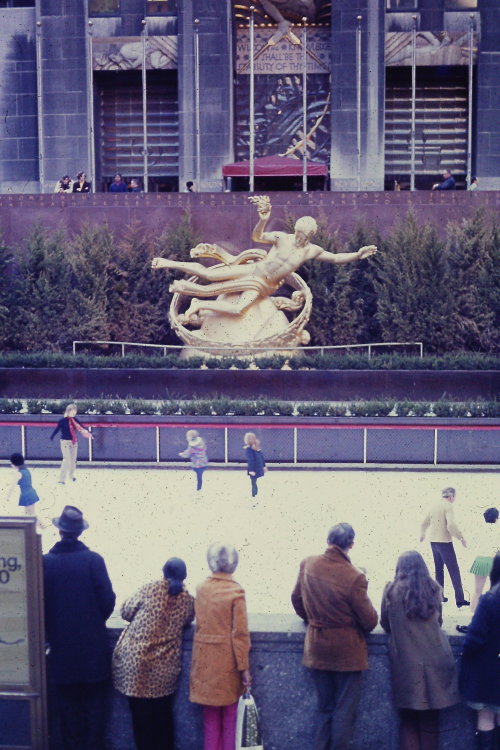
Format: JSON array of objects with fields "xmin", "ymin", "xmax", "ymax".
[
  {"xmin": 189, "ymin": 543, "xmax": 251, "ymax": 750},
  {"xmin": 113, "ymin": 558, "xmax": 194, "ymax": 750},
  {"xmin": 381, "ymin": 551, "xmax": 460, "ymax": 750}
]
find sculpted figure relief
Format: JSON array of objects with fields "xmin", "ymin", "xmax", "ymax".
[{"xmin": 151, "ymin": 197, "xmax": 376, "ymax": 354}]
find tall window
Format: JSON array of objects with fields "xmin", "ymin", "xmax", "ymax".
[
  {"xmin": 445, "ymin": 0, "xmax": 477, "ymax": 7},
  {"xmin": 147, "ymin": 0, "xmax": 177, "ymax": 15},
  {"xmin": 0, "ymin": 1, "xmax": 36, "ymax": 6},
  {"xmin": 89, "ymin": 0, "xmax": 120, "ymax": 15},
  {"xmin": 386, "ymin": 0, "xmax": 417, "ymax": 9}
]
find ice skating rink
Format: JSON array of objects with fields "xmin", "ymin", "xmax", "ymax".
[{"xmin": 1, "ymin": 464, "xmax": 498, "ymax": 628}]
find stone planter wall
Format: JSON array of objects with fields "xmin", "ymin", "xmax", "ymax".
[{"xmin": 0, "ymin": 367, "xmax": 498, "ymax": 401}]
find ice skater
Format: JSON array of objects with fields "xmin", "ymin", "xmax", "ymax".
[
  {"xmin": 179, "ymin": 430, "xmax": 209, "ymax": 492},
  {"xmin": 469, "ymin": 507, "xmax": 499, "ymax": 613},
  {"xmin": 244, "ymin": 432, "xmax": 266, "ymax": 498},
  {"xmin": 50, "ymin": 403, "xmax": 92, "ymax": 484},
  {"xmin": 7, "ymin": 452, "xmax": 40, "ymax": 518}
]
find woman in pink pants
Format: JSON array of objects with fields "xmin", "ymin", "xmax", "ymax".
[{"xmin": 189, "ymin": 543, "xmax": 251, "ymax": 750}]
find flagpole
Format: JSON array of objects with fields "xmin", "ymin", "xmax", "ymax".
[
  {"xmin": 141, "ymin": 19, "xmax": 149, "ymax": 192},
  {"xmin": 410, "ymin": 14, "xmax": 417, "ymax": 192},
  {"xmin": 356, "ymin": 15, "xmax": 362, "ymax": 192},
  {"xmin": 249, "ymin": 6, "xmax": 255, "ymax": 193},
  {"xmin": 466, "ymin": 13, "xmax": 474, "ymax": 189},
  {"xmin": 194, "ymin": 18, "xmax": 201, "ymax": 189},
  {"xmin": 302, "ymin": 17, "xmax": 307, "ymax": 193},
  {"xmin": 86, "ymin": 19, "xmax": 95, "ymax": 190}
]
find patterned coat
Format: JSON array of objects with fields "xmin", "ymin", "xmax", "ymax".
[
  {"xmin": 179, "ymin": 437, "xmax": 209, "ymax": 468},
  {"xmin": 112, "ymin": 579, "xmax": 194, "ymax": 698},
  {"xmin": 189, "ymin": 572, "xmax": 250, "ymax": 707}
]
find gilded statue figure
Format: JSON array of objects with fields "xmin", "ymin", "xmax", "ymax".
[{"xmin": 151, "ymin": 197, "xmax": 377, "ymax": 354}]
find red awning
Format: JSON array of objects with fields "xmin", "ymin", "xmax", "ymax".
[{"xmin": 222, "ymin": 154, "xmax": 328, "ymax": 178}]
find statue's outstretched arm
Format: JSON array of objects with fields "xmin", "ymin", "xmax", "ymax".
[{"xmin": 315, "ymin": 245, "xmax": 377, "ymax": 265}]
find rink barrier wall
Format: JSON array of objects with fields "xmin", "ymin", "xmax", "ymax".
[
  {"xmin": 0, "ymin": 415, "xmax": 499, "ymax": 465},
  {"xmin": 0, "ymin": 367, "xmax": 498, "ymax": 400},
  {"xmin": 46, "ymin": 621, "xmax": 475, "ymax": 750}
]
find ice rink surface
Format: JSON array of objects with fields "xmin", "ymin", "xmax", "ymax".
[{"xmin": 1, "ymin": 464, "xmax": 498, "ymax": 630}]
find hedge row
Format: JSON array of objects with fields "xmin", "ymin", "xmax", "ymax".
[
  {"xmin": 0, "ymin": 398, "xmax": 498, "ymax": 418},
  {"xmin": 0, "ymin": 351, "xmax": 497, "ymax": 371}
]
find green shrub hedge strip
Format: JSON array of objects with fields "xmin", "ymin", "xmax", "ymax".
[
  {"xmin": 0, "ymin": 398, "xmax": 498, "ymax": 418},
  {"xmin": 0, "ymin": 352, "xmax": 497, "ymax": 370}
]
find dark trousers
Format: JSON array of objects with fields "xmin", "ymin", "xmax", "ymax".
[
  {"xmin": 128, "ymin": 695, "xmax": 174, "ymax": 750},
  {"xmin": 194, "ymin": 467, "xmax": 205, "ymax": 490},
  {"xmin": 399, "ymin": 708, "xmax": 439, "ymax": 750},
  {"xmin": 52, "ymin": 681, "xmax": 108, "ymax": 750},
  {"xmin": 250, "ymin": 475, "xmax": 258, "ymax": 496},
  {"xmin": 430, "ymin": 541, "xmax": 464, "ymax": 603},
  {"xmin": 310, "ymin": 669, "xmax": 362, "ymax": 750}
]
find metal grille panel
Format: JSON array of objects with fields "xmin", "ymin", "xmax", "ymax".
[{"xmin": 97, "ymin": 71, "xmax": 178, "ymax": 179}]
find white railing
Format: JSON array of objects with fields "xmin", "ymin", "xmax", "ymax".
[{"xmin": 72, "ymin": 340, "xmax": 424, "ymax": 358}]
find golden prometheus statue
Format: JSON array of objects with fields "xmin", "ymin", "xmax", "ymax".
[{"xmin": 151, "ymin": 196, "xmax": 377, "ymax": 356}]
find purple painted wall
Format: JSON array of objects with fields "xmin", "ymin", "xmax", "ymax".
[{"xmin": 0, "ymin": 191, "xmax": 498, "ymax": 254}]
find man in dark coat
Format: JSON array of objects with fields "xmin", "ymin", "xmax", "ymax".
[
  {"xmin": 43, "ymin": 505, "xmax": 116, "ymax": 750},
  {"xmin": 291, "ymin": 522, "xmax": 378, "ymax": 750}
]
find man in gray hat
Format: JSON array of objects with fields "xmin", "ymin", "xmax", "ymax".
[{"xmin": 43, "ymin": 505, "xmax": 115, "ymax": 750}]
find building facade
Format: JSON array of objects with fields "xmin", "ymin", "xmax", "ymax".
[{"xmin": 0, "ymin": 0, "xmax": 498, "ymax": 193}]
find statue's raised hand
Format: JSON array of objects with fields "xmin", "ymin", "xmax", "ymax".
[{"xmin": 358, "ymin": 245, "xmax": 377, "ymax": 260}]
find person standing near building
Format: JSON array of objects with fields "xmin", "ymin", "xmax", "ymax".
[
  {"xmin": 432, "ymin": 170, "xmax": 456, "ymax": 190},
  {"xmin": 291, "ymin": 522, "xmax": 378, "ymax": 750},
  {"xmin": 54, "ymin": 175, "xmax": 73, "ymax": 193},
  {"xmin": 420, "ymin": 487, "xmax": 469, "ymax": 608},
  {"xmin": 72, "ymin": 171, "xmax": 91, "ymax": 193},
  {"xmin": 43, "ymin": 505, "xmax": 116, "ymax": 750},
  {"xmin": 109, "ymin": 173, "xmax": 127, "ymax": 192}
]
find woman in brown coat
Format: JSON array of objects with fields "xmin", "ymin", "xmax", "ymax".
[
  {"xmin": 381, "ymin": 550, "xmax": 460, "ymax": 750},
  {"xmin": 113, "ymin": 558, "xmax": 194, "ymax": 750},
  {"xmin": 189, "ymin": 543, "xmax": 251, "ymax": 750}
]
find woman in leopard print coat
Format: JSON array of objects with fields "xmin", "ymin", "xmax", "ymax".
[{"xmin": 112, "ymin": 557, "xmax": 194, "ymax": 750}]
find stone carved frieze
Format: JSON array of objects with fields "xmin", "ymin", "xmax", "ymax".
[
  {"xmin": 386, "ymin": 31, "xmax": 478, "ymax": 66},
  {"xmin": 92, "ymin": 36, "xmax": 177, "ymax": 71}
]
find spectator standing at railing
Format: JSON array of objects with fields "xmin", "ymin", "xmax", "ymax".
[
  {"xmin": 109, "ymin": 173, "xmax": 127, "ymax": 193},
  {"xmin": 291, "ymin": 523, "xmax": 378, "ymax": 750},
  {"xmin": 54, "ymin": 175, "xmax": 73, "ymax": 193},
  {"xmin": 72, "ymin": 171, "xmax": 91, "ymax": 193}
]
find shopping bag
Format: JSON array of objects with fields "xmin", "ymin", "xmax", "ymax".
[{"xmin": 236, "ymin": 689, "xmax": 264, "ymax": 750}]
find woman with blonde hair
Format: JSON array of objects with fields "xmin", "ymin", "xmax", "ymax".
[
  {"xmin": 179, "ymin": 429, "xmax": 209, "ymax": 492},
  {"xmin": 381, "ymin": 550, "xmax": 459, "ymax": 750},
  {"xmin": 243, "ymin": 432, "xmax": 266, "ymax": 498},
  {"xmin": 50, "ymin": 403, "xmax": 92, "ymax": 484},
  {"xmin": 189, "ymin": 543, "xmax": 251, "ymax": 750}
]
